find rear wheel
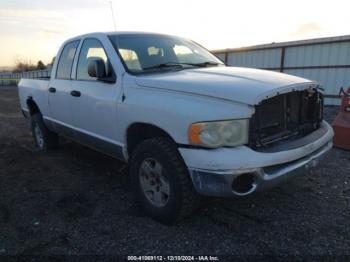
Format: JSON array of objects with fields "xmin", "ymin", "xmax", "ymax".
[
  {"xmin": 129, "ymin": 137, "xmax": 199, "ymax": 224},
  {"xmin": 31, "ymin": 113, "xmax": 58, "ymax": 150}
]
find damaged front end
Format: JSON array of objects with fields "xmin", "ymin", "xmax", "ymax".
[
  {"xmin": 180, "ymin": 86, "xmax": 333, "ymax": 197},
  {"xmin": 249, "ymin": 88, "xmax": 324, "ymax": 151}
]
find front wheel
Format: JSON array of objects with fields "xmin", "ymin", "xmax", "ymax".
[{"xmin": 129, "ymin": 137, "xmax": 199, "ymax": 224}]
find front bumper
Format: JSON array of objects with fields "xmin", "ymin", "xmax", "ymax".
[{"xmin": 179, "ymin": 121, "xmax": 334, "ymax": 197}]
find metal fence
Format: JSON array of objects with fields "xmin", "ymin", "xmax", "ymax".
[
  {"xmin": 212, "ymin": 35, "xmax": 350, "ymax": 105},
  {"xmin": 0, "ymin": 69, "xmax": 51, "ymax": 86},
  {"xmin": 2, "ymin": 35, "xmax": 349, "ymax": 105}
]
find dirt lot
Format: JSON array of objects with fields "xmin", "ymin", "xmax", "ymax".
[{"xmin": 0, "ymin": 86, "xmax": 349, "ymax": 259}]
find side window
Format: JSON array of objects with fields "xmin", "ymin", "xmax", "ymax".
[
  {"xmin": 76, "ymin": 38, "xmax": 110, "ymax": 81},
  {"xmin": 56, "ymin": 40, "xmax": 79, "ymax": 79},
  {"xmin": 119, "ymin": 49, "xmax": 141, "ymax": 71}
]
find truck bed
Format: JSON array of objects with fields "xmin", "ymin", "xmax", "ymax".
[{"xmin": 18, "ymin": 78, "xmax": 50, "ymax": 117}]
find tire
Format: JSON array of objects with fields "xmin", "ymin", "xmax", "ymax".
[
  {"xmin": 129, "ymin": 137, "xmax": 199, "ymax": 224},
  {"xmin": 31, "ymin": 113, "xmax": 58, "ymax": 150}
]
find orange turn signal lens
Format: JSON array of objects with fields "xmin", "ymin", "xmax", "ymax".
[{"xmin": 188, "ymin": 123, "xmax": 204, "ymax": 145}]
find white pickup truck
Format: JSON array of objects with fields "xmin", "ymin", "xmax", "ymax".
[{"xmin": 18, "ymin": 32, "xmax": 334, "ymax": 223}]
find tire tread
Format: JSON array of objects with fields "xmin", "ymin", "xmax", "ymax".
[
  {"xmin": 31, "ymin": 113, "xmax": 58, "ymax": 150},
  {"xmin": 130, "ymin": 137, "xmax": 199, "ymax": 224}
]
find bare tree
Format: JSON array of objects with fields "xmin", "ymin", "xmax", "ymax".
[
  {"xmin": 12, "ymin": 57, "xmax": 50, "ymax": 72},
  {"xmin": 49, "ymin": 56, "xmax": 56, "ymax": 66},
  {"xmin": 13, "ymin": 57, "xmax": 36, "ymax": 72},
  {"xmin": 36, "ymin": 60, "xmax": 46, "ymax": 70}
]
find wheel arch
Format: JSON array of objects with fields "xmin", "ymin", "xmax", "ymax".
[
  {"xmin": 126, "ymin": 122, "xmax": 177, "ymax": 158},
  {"xmin": 26, "ymin": 97, "xmax": 41, "ymax": 116}
]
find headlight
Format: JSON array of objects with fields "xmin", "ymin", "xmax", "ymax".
[{"xmin": 188, "ymin": 119, "xmax": 249, "ymax": 148}]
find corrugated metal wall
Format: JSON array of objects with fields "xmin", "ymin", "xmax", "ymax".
[{"xmin": 213, "ymin": 36, "xmax": 350, "ymax": 105}]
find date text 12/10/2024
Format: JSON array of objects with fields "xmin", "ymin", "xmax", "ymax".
[{"xmin": 127, "ymin": 256, "xmax": 219, "ymax": 261}]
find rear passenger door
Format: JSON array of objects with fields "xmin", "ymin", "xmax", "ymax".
[
  {"xmin": 70, "ymin": 38, "xmax": 123, "ymax": 156},
  {"xmin": 48, "ymin": 40, "xmax": 80, "ymax": 136}
]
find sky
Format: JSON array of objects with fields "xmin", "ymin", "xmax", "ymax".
[{"xmin": 0, "ymin": 0, "xmax": 350, "ymax": 67}]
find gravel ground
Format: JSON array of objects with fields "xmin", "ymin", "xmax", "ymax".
[{"xmin": 0, "ymin": 86, "xmax": 349, "ymax": 260}]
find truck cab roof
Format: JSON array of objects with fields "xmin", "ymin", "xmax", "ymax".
[{"xmin": 65, "ymin": 31, "xmax": 177, "ymax": 43}]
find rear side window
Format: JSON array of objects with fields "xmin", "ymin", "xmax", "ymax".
[
  {"xmin": 76, "ymin": 38, "xmax": 110, "ymax": 81},
  {"xmin": 56, "ymin": 40, "xmax": 79, "ymax": 79}
]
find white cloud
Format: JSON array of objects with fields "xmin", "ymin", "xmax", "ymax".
[{"xmin": 291, "ymin": 22, "xmax": 324, "ymax": 37}]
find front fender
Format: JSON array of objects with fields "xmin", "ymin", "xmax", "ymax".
[{"xmin": 117, "ymin": 85, "xmax": 254, "ymax": 147}]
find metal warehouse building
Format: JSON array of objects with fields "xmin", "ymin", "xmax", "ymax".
[{"xmin": 212, "ymin": 35, "xmax": 350, "ymax": 105}]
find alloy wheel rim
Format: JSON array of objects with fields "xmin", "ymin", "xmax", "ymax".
[{"xmin": 139, "ymin": 158, "xmax": 170, "ymax": 207}]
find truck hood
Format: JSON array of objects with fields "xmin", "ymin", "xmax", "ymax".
[{"xmin": 135, "ymin": 66, "xmax": 318, "ymax": 105}]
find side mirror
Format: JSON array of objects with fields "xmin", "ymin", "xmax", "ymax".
[
  {"xmin": 88, "ymin": 58, "xmax": 107, "ymax": 78},
  {"xmin": 87, "ymin": 58, "xmax": 116, "ymax": 83}
]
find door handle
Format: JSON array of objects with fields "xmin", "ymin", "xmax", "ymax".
[
  {"xmin": 70, "ymin": 90, "xmax": 81, "ymax": 97},
  {"xmin": 48, "ymin": 87, "xmax": 56, "ymax": 93}
]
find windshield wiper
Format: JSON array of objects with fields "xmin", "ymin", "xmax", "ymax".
[
  {"xmin": 191, "ymin": 61, "xmax": 220, "ymax": 67},
  {"xmin": 143, "ymin": 62, "xmax": 185, "ymax": 71},
  {"xmin": 143, "ymin": 61, "xmax": 221, "ymax": 71}
]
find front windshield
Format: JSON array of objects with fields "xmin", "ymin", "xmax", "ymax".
[{"xmin": 108, "ymin": 34, "xmax": 224, "ymax": 74}]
